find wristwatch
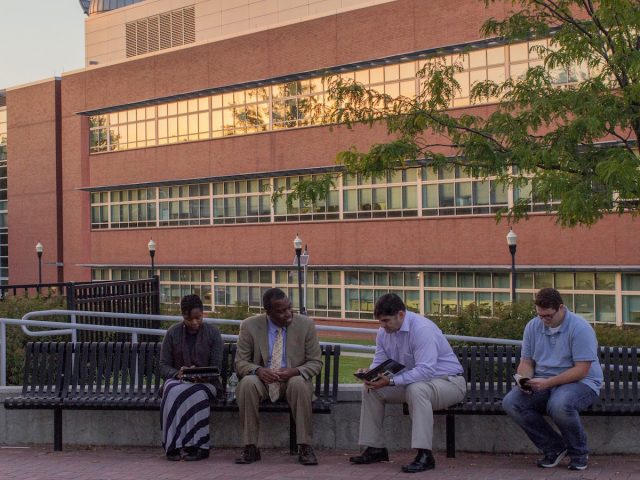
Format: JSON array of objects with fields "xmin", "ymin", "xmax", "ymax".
[
  {"xmin": 251, "ymin": 367, "xmax": 260, "ymax": 375},
  {"xmin": 388, "ymin": 377, "xmax": 395, "ymax": 386}
]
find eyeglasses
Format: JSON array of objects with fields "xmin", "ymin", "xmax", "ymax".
[{"xmin": 537, "ymin": 311, "xmax": 557, "ymax": 320}]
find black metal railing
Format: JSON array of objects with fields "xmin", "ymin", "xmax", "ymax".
[{"xmin": 0, "ymin": 277, "xmax": 160, "ymax": 341}]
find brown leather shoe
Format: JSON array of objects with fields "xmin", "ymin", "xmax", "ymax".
[
  {"xmin": 235, "ymin": 444, "xmax": 261, "ymax": 464},
  {"xmin": 401, "ymin": 449, "xmax": 435, "ymax": 473},
  {"xmin": 298, "ymin": 444, "xmax": 318, "ymax": 466}
]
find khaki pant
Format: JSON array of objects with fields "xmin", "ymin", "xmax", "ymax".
[
  {"xmin": 236, "ymin": 375, "xmax": 314, "ymax": 446},
  {"xmin": 358, "ymin": 375, "xmax": 467, "ymax": 450}
]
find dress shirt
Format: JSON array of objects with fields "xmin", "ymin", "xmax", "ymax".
[
  {"xmin": 267, "ymin": 317, "xmax": 287, "ymax": 368},
  {"xmin": 371, "ymin": 310, "xmax": 463, "ymax": 386}
]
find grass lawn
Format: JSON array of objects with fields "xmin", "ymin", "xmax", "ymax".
[
  {"xmin": 319, "ymin": 336, "xmax": 375, "ymax": 347},
  {"xmin": 325, "ymin": 354, "xmax": 373, "ymax": 384}
]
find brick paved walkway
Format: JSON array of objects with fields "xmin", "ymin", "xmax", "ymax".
[{"xmin": 1, "ymin": 446, "xmax": 639, "ymax": 480}]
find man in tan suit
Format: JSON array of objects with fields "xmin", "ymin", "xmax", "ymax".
[{"xmin": 234, "ymin": 288, "xmax": 322, "ymax": 466}]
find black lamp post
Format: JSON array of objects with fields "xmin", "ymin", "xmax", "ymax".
[
  {"xmin": 148, "ymin": 239, "xmax": 156, "ymax": 276},
  {"xmin": 293, "ymin": 234, "xmax": 304, "ymax": 314},
  {"xmin": 36, "ymin": 241, "xmax": 43, "ymax": 293},
  {"xmin": 506, "ymin": 228, "xmax": 517, "ymax": 302}
]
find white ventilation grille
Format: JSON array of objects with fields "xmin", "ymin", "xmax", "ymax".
[{"xmin": 126, "ymin": 5, "xmax": 195, "ymax": 58}]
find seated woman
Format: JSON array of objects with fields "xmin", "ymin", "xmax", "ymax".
[{"xmin": 160, "ymin": 294, "xmax": 223, "ymax": 461}]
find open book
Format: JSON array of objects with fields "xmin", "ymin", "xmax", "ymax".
[
  {"xmin": 513, "ymin": 373, "xmax": 533, "ymax": 392},
  {"xmin": 354, "ymin": 359, "xmax": 405, "ymax": 382}
]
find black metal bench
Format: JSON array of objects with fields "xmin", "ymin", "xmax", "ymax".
[
  {"xmin": 4, "ymin": 341, "xmax": 340, "ymax": 451},
  {"xmin": 410, "ymin": 345, "xmax": 640, "ymax": 458}
]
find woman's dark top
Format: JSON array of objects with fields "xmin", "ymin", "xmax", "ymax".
[{"xmin": 159, "ymin": 321, "xmax": 223, "ymax": 392}]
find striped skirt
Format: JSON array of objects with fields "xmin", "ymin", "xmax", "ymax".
[{"xmin": 160, "ymin": 379, "xmax": 216, "ymax": 453}]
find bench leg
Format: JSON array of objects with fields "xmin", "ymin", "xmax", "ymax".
[
  {"xmin": 445, "ymin": 414, "xmax": 455, "ymax": 458},
  {"xmin": 54, "ymin": 407, "xmax": 63, "ymax": 452},
  {"xmin": 289, "ymin": 412, "xmax": 297, "ymax": 455}
]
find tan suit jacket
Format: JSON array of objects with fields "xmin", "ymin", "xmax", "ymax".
[{"xmin": 235, "ymin": 313, "xmax": 322, "ymax": 380}]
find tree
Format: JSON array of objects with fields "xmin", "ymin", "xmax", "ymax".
[{"xmin": 283, "ymin": 0, "xmax": 640, "ymax": 227}]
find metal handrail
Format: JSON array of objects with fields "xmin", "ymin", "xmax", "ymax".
[{"xmin": 0, "ymin": 309, "xmax": 522, "ymax": 386}]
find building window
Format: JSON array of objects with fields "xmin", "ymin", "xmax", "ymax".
[
  {"xmin": 421, "ymin": 165, "xmax": 507, "ymax": 216},
  {"xmin": 274, "ymin": 175, "xmax": 339, "ymax": 222},
  {"xmin": 107, "ymin": 187, "xmax": 157, "ymax": 228},
  {"xmin": 88, "ymin": 38, "xmax": 590, "ymax": 154},
  {"xmin": 158, "ymin": 184, "xmax": 209, "ymax": 226},
  {"xmin": 92, "ymin": 267, "xmax": 630, "ymax": 324},
  {"xmin": 212, "ymin": 179, "xmax": 271, "ymax": 224},
  {"xmin": 0, "ymin": 107, "xmax": 8, "ymax": 285},
  {"xmin": 343, "ymin": 169, "xmax": 418, "ymax": 219}
]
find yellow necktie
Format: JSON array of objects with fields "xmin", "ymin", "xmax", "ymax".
[{"xmin": 269, "ymin": 327, "xmax": 283, "ymax": 402}]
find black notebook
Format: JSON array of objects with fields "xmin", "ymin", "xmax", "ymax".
[{"xmin": 354, "ymin": 359, "xmax": 405, "ymax": 382}]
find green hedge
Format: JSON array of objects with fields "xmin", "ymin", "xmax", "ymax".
[
  {"xmin": 4, "ymin": 297, "xmax": 639, "ymax": 386},
  {"xmin": 433, "ymin": 302, "xmax": 640, "ymax": 347},
  {"xmin": 0, "ymin": 296, "xmax": 67, "ymax": 385}
]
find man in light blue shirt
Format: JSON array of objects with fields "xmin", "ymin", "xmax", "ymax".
[
  {"xmin": 502, "ymin": 288, "xmax": 603, "ymax": 472},
  {"xmin": 349, "ymin": 293, "xmax": 466, "ymax": 473}
]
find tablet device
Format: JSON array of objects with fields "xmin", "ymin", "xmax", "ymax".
[{"xmin": 182, "ymin": 366, "xmax": 220, "ymax": 382}]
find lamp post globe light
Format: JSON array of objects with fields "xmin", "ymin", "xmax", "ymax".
[
  {"xmin": 506, "ymin": 228, "xmax": 517, "ymax": 302},
  {"xmin": 36, "ymin": 241, "xmax": 44, "ymax": 290},
  {"xmin": 147, "ymin": 239, "xmax": 156, "ymax": 276},
  {"xmin": 293, "ymin": 234, "xmax": 304, "ymax": 314}
]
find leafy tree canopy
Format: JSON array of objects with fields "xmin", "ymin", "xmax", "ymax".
[{"xmin": 280, "ymin": 0, "xmax": 640, "ymax": 227}]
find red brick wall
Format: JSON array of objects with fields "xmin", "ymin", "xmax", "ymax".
[
  {"xmin": 7, "ymin": 80, "xmax": 61, "ymax": 284},
  {"xmin": 6, "ymin": 0, "xmax": 638, "ymax": 280}
]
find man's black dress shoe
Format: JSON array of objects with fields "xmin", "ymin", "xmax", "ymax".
[
  {"xmin": 184, "ymin": 447, "xmax": 209, "ymax": 461},
  {"xmin": 165, "ymin": 448, "xmax": 181, "ymax": 461},
  {"xmin": 235, "ymin": 444, "xmax": 261, "ymax": 464},
  {"xmin": 298, "ymin": 444, "xmax": 318, "ymax": 465},
  {"xmin": 401, "ymin": 449, "xmax": 435, "ymax": 473},
  {"xmin": 349, "ymin": 447, "xmax": 389, "ymax": 464}
]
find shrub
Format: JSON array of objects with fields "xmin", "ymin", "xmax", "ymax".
[
  {"xmin": 161, "ymin": 302, "xmax": 251, "ymax": 335},
  {"xmin": 433, "ymin": 302, "xmax": 640, "ymax": 347},
  {"xmin": 1, "ymin": 296, "xmax": 67, "ymax": 385}
]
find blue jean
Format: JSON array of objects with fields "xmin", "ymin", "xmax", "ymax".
[{"xmin": 502, "ymin": 382, "xmax": 598, "ymax": 459}]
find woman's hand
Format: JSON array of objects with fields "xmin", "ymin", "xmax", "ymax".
[{"xmin": 175, "ymin": 365, "xmax": 195, "ymax": 381}]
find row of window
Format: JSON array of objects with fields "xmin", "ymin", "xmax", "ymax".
[
  {"xmin": 0, "ymin": 107, "xmax": 9, "ymax": 286},
  {"xmin": 91, "ymin": 268, "xmax": 640, "ymax": 325},
  {"xmin": 88, "ymin": 38, "xmax": 589, "ymax": 153},
  {"xmin": 90, "ymin": 166, "xmax": 551, "ymax": 229},
  {"xmin": 0, "ymin": 108, "xmax": 6, "ymax": 162}
]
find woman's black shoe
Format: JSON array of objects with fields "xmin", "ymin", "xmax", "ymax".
[
  {"xmin": 349, "ymin": 447, "xmax": 389, "ymax": 464},
  {"xmin": 183, "ymin": 448, "xmax": 209, "ymax": 461},
  {"xmin": 165, "ymin": 449, "xmax": 181, "ymax": 461}
]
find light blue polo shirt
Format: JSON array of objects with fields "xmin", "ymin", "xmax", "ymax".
[{"xmin": 522, "ymin": 309, "xmax": 603, "ymax": 394}]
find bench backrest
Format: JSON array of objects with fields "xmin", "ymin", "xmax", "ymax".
[
  {"xmin": 67, "ymin": 342, "xmax": 162, "ymax": 396},
  {"xmin": 454, "ymin": 345, "xmax": 640, "ymax": 408},
  {"xmin": 454, "ymin": 345, "xmax": 521, "ymax": 403},
  {"xmin": 598, "ymin": 346, "xmax": 640, "ymax": 408},
  {"xmin": 18, "ymin": 341, "xmax": 339, "ymax": 403},
  {"xmin": 20, "ymin": 342, "xmax": 70, "ymax": 396},
  {"xmin": 219, "ymin": 343, "xmax": 340, "ymax": 403}
]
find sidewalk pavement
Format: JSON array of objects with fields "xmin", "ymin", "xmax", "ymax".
[{"xmin": 1, "ymin": 446, "xmax": 639, "ymax": 480}]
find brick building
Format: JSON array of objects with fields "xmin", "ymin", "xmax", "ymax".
[{"xmin": 1, "ymin": 0, "xmax": 639, "ymax": 325}]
